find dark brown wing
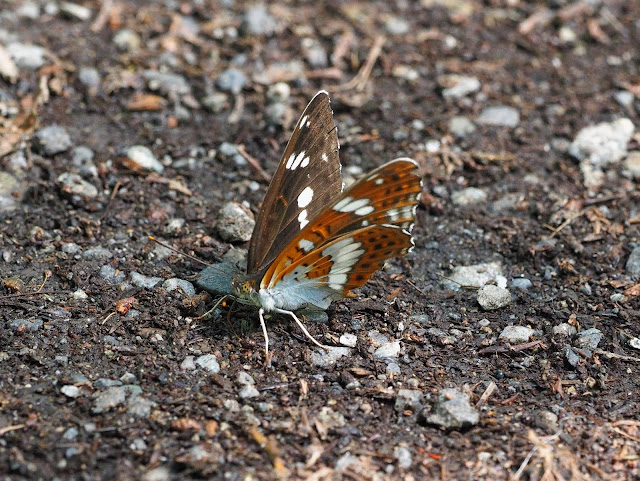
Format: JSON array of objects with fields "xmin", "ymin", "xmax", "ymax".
[{"xmin": 247, "ymin": 90, "xmax": 342, "ymax": 274}]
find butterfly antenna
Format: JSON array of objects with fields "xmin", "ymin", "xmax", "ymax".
[{"xmin": 148, "ymin": 235, "xmax": 211, "ymax": 266}]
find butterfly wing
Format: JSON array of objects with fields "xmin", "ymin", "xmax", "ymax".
[
  {"xmin": 247, "ymin": 91, "xmax": 342, "ymax": 274},
  {"xmin": 261, "ymin": 225, "xmax": 414, "ymax": 310},
  {"xmin": 260, "ymin": 158, "xmax": 421, "ymax": 288}
]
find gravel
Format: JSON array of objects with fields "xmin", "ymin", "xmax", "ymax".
[
  {"xmin": 195, "ymin": 354, "xmax": 220, "ymax": 373},
  {"xmin": 34, "ymin": 125, "xmax": 72, "ymax": 155},
  {"xmin": 130, "ymin": 272, "xmax": 163, "ymax": 289},
  {"xmin": 311, "ymin": 346, "xmax": 352, "ymax": 367},
  {"xmin": 451, "ymin": 187, "xmax": 487, "ymax": 206},
  {"xmin": 421, "ymin": 388, "xmax": 479, "ymax": 430},
  {"xmin": 124, "ymin": 145, "xmax": 164, "ymax": 173},
  {"xmin": 476, "ymin": 106, "xmax": 520, "ymax": 127},
  {"xmin": 477, "ymin": 285, "xmax": 512, "ymax": 310},
  {"xmin": 499, "ymin": 325, "xmax": 535, "ymax": 343},
  {"xmin": 216, "ymin": 202, "xmax": 255, "ymax": 242}
]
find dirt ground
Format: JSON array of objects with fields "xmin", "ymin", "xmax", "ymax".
[{"xmin": 1, "ymin": 1, "xmax": 639, "ymax": 480}]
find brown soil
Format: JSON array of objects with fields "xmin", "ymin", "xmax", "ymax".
[{"xmin": 1, "ymin": 1, "xmax": 639, "ymax": 480}]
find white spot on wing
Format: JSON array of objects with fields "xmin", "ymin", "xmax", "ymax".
[
  {"xmin": 300, "ymin": 115, "xmax": 308, "ymax": 127},
  {"xmin": 298, "ymin": 209, "xmax": 309, "ymax": 229},
  {"xmin": 297, "ymin": 186, "xmax": 314, "ymax": 208},
  {"xmin": 375, "ymin": 178, "xmax": 384, "ymax": 185},
  {"xmin": 298, "ymin": 239, "xmax": 315, "ymax": 252},
  {"xmin": 328, "ymin": 273, "xmax": 347, "ymax": 290},
  {"xmin": 387, "ymin": 208, "xmax": 400, "ymax": 221},
  {"xmin": 322, "ymin": 153, "xmax": 328, "ymax": 162},
  {"xmin": 355, "ymin": 205, "xmax": 375, "ymax": 216},
  {"xmin": 287, "ymin": 151, "xmax": 308, "ymax": 170},
  {"xmin": 333, "ymin": 197, "xmax": 371, "ymax": 213}
]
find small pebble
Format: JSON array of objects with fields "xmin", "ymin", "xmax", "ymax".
[
  {"xmin": 59, "ymin": 2, "xmax": 92, "ymax": 20},
  {"xmin": 216, "ymin": 68, "xmax": 247, "ymax": 95},
  {"xmin": 610, "ymin": 293, "xmax": 626, "ymax": 303},
  {"xmin": 216, "ymin": 202, "xmax": 255, "ymax": 243},
  {"xmin": 552, "ymin": 323, "xmax": 577, "ymax": 337},
  {"xmin": 451, "ymin": 187, "xmax": 487, "ymax": 206},
  {"xmin": 421, "ymin": 388, "xmax": 479, "ymax": 430},
  {"xmin": 78, "ymin": 67, "xmax": 100, "ymax": 92},
  {"xmin": 385, "ymin": 16, "xmax": 410, "ymax": 35},
  {"xmin": 575, "ymin": 328, "xmax": 603, "ymax": 351},
  {"xmin": 181, "ymin": 356, "xmax": 196, "ymax": 370},
  {"xmin": 448, "ymin": 116, "xmax": 476, "ymax": 138},
  {"xmin": 162, "ymin": 278, "xmax": 196, "ymax": 296},
  {"xmin": 34, "ymin": 125, "xmax": 72, "ymax": 155},
  {"xmin": 195, "ymin": 354, "xmax": 220, "ymax": 373},
  {"xmin": 626, "ymin": 246, "xmax": 640, "ymax": 277},
  {"xmin": 440, "ymin": 75, "xmax": 481, "ymax": 99},
  {"xmin": 62, "ymin": 427, "xmax": 78, "ymax": 440},
  {"xmin": 311, "ymin": 346, "xmax": 351, "ymax": 367},
  {"xmin": 7, "ymin": 42, "xmax": 46, "ymax": 69},
  {"xmin": 266, "ymin": 82, "xmax": 291, "ymax": 104},
  {"xmin": 61, "ymin": 385, "xmax": 81, "ymax": 398},
  {"xmin": 395, "ymin": 389, "xmax": 423, "ymax": 412},
  {"xmin": 243, "ymin": 4, "xmax": 277, "ymax": 35},
  {"xmin": 128, "ymin": 397, "xmax": 155, "ymax": 418},
  {"xmin": 499, "ymin": 325, "xmax": 534, "ymax": 343},
  {"xmin": 478, "ymin": 285, "xmax": 511, "ymax": 310},
  {"xmin": 614, "ymin": 90, "xmax": 635, "ymax": 107},
  {"xmin": 92, "ymin": 386, "xmax": 126, "ymax": 413},
  {"xmin": 124, "ymin": 145, "xmax": 164, "ymax": 173},
  {"xmin": 511, "ymin": 277, "xmax": 532, "ymax": 290},
  {"xmin": 130, "ymin": 272, "xmax": 162, "ymax": 289},
  {"xmin": 84, "ymin": 247, "xmax": 112, "ymax": 260},
  {"xmin": 386, "ymin": 363, "xmax": 401, "ymax": 376},
  {"xmin": 339, "ymin": 333, "xmax": 357, "ymax": 348},
  {"xmin": 142, "ymin": 467, "xmax": 170, "ymax": 481},
  {"xmin": 444, "ymin": 261, "xmax": 503, "ymax": 290},
  {"xmin": 477, "ymin": 106, "xmax": 520, "ymax": 128},
  {"xmin": 374, "ymin": 341, "xmax": 401, "ymax": 359},
  {"xmin": 57, "ymin": 173, "xmax": 98, "ymax": 198},
  {"xmin": 623, "ymin": 152, "xmax": 640, "ymax": 180},
  {"xmin": 394, "ymin": 446, "xmax": 413, "ymax": 469},
  {"xmin": 143, "ymin": 70, "xmax": 190, "ymax": 96},
  {"xmin": 10, "ymin": 318, "xmax": 43, "ymax": 332},
  {"xmin": 202, "ymin": 92, "xmax": 228, "ymax": 113},
  {"xmin": 99, "ymin": 265, "xmax": 126, "ymax": 284}
]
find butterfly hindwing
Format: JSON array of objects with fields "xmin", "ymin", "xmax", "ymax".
[
  {"xmin": 260, "ymin": 158, "xmax": 421, "ymax": 289},
  {"xmin": 247, "ymin": 91, "xmax": 342, "ymax": 274},
  {"xmin": 263, "ymin": 225, "xmax": 414, "ymax": 303}
]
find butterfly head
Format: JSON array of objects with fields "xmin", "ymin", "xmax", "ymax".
[{"xmin": 230, "ymin": 275, "xmax": 260, "ymax": 304}]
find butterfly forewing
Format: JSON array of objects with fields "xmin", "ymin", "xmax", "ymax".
[
  {"xmin": 261, "ymin": 158, "xmax": 421, "ymax": 289},
  {"xmin": 266, "ymin": 225, "xmax": 414, "ymax": 298},
  {"xmin": 247, "ymin": 91, "xmax": 342, "ymax": 274}
]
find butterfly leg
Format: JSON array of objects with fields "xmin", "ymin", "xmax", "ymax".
[
  {"xmin": 258, "ymin": 308, "xmax": 272, "ymax": 367},
  {"xmin": 274, "ymin": 308, "xmax": 328, "ymax": 351}
]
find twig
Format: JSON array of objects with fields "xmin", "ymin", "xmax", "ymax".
[
  {"xmin": 545, "ymin": 208, "xmax": 586, "ymax": 238},
  {"xmin": 594, "ymin": 348, "xmax": 640, "ymax": 363},
  {"xmin": 236, "ymin": 144, "xmax": 271, "ymax": 182},
  {"xmin": 0, "ymin": 424, "xmax": 26, "ymax": 436},
  {"xmin": 91, "ymin": 0, "xmax": 113, "ymax": 33},
  {"xmin": 228, "ymin": 93, "xmax": 245, "ymax": 124},
  {"xmin": 0, "ymin": 290, "xmax": 60, "ymax": 300},
  {"xmin": 479, "ymin": 340, "xmax": 546, "ymax": 355},
  {"xmin": 476, "ymin": 381, "xmax": 497, "ymax": 407},
  {"xmin": 339, "ymin": 35, "xmax": 385, "ymax": 92}
]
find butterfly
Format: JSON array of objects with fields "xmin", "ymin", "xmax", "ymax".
[{"xmin": 196, "ymin": 91, "xmax": 422, "ymax": 362}]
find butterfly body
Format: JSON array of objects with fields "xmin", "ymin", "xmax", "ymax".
[{"xmin": 199, "ymin": 91, "xmax": 422, "ymax": 360}]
